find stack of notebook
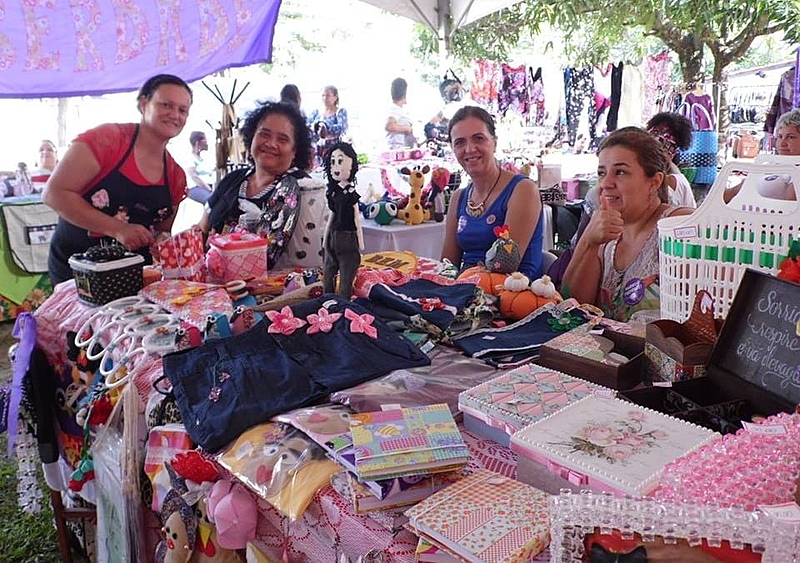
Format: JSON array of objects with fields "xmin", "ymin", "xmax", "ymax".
[
  {"xmin": 349, "ymin": 403, "xmax": 470, "ymax": 481},
  {"xmin": 405, "ymin": 469, "xmax": 550, "ymax": 562}
]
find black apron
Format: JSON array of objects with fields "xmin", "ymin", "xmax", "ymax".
[{"xmin": 48, "ymin": 125, "xmax": 173, "ymax": 284}]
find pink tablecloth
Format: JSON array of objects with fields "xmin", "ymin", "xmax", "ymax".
[{"xmin": 247, "ymin": 430, "xmax": 548, "ymax": 563}]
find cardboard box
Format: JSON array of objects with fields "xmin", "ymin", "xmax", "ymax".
[
  {"xmin": 624, "ymin": 270, "xmax": 800, "ymax": 433},
  {"xmin": 538, "ymin": 324, "xmax": 645, "ymax": 389}
]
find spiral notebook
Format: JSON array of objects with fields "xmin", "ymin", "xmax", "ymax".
[{"xmin": 349, "ymin": 403, "xmax": 469, "ymax": 481}]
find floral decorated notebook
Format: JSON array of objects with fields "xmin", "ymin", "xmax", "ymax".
[
  {"xmin": 458, "ymin": 364, "xmax": 607, "ymax": 445},
  {"xmin": 405, "ymin": 469, "xmax": 550, "ymax": 563},
  {"xmin": 510, "ymin": 395, "xmax": 719, "ymax": 498},
  {"xmin": 350, "ymin": 403, "xmax": 469, "ymax": 481}
]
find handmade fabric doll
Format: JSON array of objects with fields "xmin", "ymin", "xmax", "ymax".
[
  {"xmin": 322, "ymin": 142, "xmax": 363, "ymax": 298},
  {"xmin": 156, "ymin": 463, "xmax": 198, "ymax": 563},
  {"xmin": 190, "ymin": 496, "xmax": 243, "ymax": 563}
]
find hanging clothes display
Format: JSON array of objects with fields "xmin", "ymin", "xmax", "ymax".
[
  {"xmin": 564, "ymin": 66, "xmax": 595, "ymax": 146},
  {"xmin": 529, "ymin": 67, "xmax": 546, "ymax": 126},
  {"xmin": 764, "ymin": 67, "xmax": 796, "ymax": 134},
  {"xmin": 683, "ymin": 89, "xmax": 716, "ymax": 131},
  {"xmin": 643, "ymin": 50, "xmax": 672, "ymax": 121},
  {"xmin": 498, "ymin": 63, "xmax": 531, "ymax": 118},
  {"xmin": 617, "ymin": 63, "xmax": 644, "ymax": 127},
  {"xmin": 470, "ymin": 60, "xmax": 501, "ymax": 110},
  {"xmin": 606, "ymin": 62, "xmax": 624, "ymax": 131}
]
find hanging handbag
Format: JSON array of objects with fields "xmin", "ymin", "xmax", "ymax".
[
  {"xmin": 439, "ymin": 69, "xmax": 463, "ymax": 103},
  {"xmin": 676, "ymin": 102, "xmax": 718, "ymax": 185}
]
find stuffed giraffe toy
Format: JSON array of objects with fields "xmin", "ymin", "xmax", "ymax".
[{"xmin": 399, "ymin": 164, "xmax": 431, "ymax": 225}]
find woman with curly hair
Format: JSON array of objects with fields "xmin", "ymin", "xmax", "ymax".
[{"xmin": 198, "ymin": 100, "xmax": 312, "ymax": 268}]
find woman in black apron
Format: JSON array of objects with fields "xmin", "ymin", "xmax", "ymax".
[{"xmin": 44, "ymin": 74, "xmax": 193, "ymax": 285}]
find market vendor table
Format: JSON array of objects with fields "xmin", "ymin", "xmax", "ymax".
[
  {"xmin": 362, "ymin": 221, "xmax": 447, "ymax": 259},
  {"xmin": 30, "ymin": 282, "xmax": 550, "ymax": 563}
]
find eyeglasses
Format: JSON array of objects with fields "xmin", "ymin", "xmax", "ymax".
[{"xmin": 649, "ymin": 129, "xmax": 678, "ymax": 155}]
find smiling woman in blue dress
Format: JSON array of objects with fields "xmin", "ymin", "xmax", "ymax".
[{"xmin": 441, "ymin": 105, "xmax": 544, "ymax": 279}]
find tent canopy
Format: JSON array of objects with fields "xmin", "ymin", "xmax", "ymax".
[
  {"xmin": 358, "ymin": 0, "xmax": 520, "ymax": 40},
  {"xmin": 0, "ymin": 0, "xmax": 282, "ymax": 99}
]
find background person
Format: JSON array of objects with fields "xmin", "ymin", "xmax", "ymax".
[
  {"xmin": 308, "ymin": 85, "xmax": 349, "ymax": 163},
  {"xmin": 385, "ymin": 77, "xmax": 416, "ymax": 149},
  {"xmin": 725, "ymin": 108, "xmax": 800, "ymax": 202},
  {"xmin": 197, "ymin": 101, "xmax": 312, "ymax": 269},
  {"xmin": 186, "ymin": 131, "xmax": 215, "ymax": 203},
  {"xmin": 44, "ymin": 74, "xmax": 192, "ymax": 285},
  {"xmin": 646, "ymin": 112, "xmax": 696, "ymax": 208},
  {"xmin": 29, "ymin": 139, "xmax": 58, "ymax": 194},
  {"xmin": 441, "ymin": 106, "xmax": 544, "ymax": 279},
  {"xmin": 562, "ymin": 128, "xmax": 693, "ymax": 322}
]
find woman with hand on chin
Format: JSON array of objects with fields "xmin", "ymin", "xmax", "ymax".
[
  {"xmin": 44, "ymin": 74, "xmax": 192, "ymax": 285},
  {"xmin": 441, "ymin": 106, "xmax": 544, "ymax": 279},
  {"xmin": 562, "ymin": 128, "xmax": 693, "ymax": 322},
  {"xmin": 198, "ymin": 101, "xmax": 312, "ymax": 269}
]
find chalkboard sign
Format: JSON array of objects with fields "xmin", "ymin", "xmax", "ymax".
[{"xmin": 708, "ymin": 269, "xmax": 800, "ymax": 406}]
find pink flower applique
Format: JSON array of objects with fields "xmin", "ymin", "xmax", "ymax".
[
  {"xmin": 306, "ymin": 307, "xmax": 342, "ymax": 334},
  {"xmin": 266, "ymin": 306, "xmax": 307, "ymax": 335},
  {"xmin": 344, "ymin": 308, "xmax": 378, "ymax": 339},
  {"xmin": 91, "ymin": 189, "xmax": 110, "ymax": 209}
]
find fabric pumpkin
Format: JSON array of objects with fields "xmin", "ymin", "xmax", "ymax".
[
  {"xmin": 457, "ymin": 266, "xmax": 507, "ymax": 296},
  {"xmin": 498, "ymin": 289, "xmax": 560, "ymax": 320}
]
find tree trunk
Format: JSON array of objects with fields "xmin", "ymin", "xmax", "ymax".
[{"xmin": 57, "ymin": 98, "xmax": 69, "ymax": 148}]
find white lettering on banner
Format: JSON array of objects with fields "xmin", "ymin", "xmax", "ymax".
[
  {"xmin": 157, "ymin": 0, "xmax": 187, "ymax": 66},
  {"xmin": 113, "ymin": 0, "xmax": 148, "ymax": 64},
  {"xmin": 71, "ymin": 0, "xmax": 103, "ymax": 71},
  {"xmin": 227, "ymin": 0, "xmax": 250, "ymax": 51},
  {"xmin": 23, "ymin": 0, "xmax": 60, "ymax": 70},
  {"xmin": 198, "ymin": 0, "xmax": 229, "ymax": 56},
  {"xmin": 0, "ymin": 0, "xmax": 16, "ymax": 70}
]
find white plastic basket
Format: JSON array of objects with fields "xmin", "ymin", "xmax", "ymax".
[{"xmin": 658, "ymin": 160, "xmax": 800, "ymax": 321}]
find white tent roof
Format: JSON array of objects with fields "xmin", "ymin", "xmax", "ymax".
[{"xmin": 359, "ymin": 0, "xmax": 520, "ymax": 37}]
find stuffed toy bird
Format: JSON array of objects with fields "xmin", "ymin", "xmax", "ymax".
[{"xmin": 484, "ymin": 225, "xmax": 521, "ymax": 274}]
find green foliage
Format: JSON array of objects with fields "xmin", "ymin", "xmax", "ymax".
[
  {"xmin": 0, "ymin": 435, "xmax": 62, "ymax": 563},
  {"xmin": 412, "ymin": 0, "xmax": 800, "ymax": 84}
]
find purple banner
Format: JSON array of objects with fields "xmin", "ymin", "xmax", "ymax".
[{"xmin": 0, "ymin": 0, "xmax": 283, "ymax": 99}]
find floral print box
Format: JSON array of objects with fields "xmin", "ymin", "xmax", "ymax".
[
  {"xmin": 510, "ymin": 395, "xmax": 718, "ymax": 498},
  {"xmin": 458, "ymin": 363, "xmax": 609, "ymax": 447}
]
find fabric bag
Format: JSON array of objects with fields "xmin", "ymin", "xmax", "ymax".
[
  {"xmin": 439, "ymin": 69, "xmax": 463, "ymax": 103},
  {"xmin": 677, "ymin": 102, "xmax": 718, "ymax": 185},
  {"xmin": 162, "ymin": 295, "xmax": 431, "ymax": 451},
  {"xmin": 206, "ymin": 231, "xmax": 268, "ymax": 284},
  {"xmin": 0, "ymin": 200, "xmax": 58, "ymax": 273},
  {"xmin": 150, "ymin": 227, "xmax": 205, "ymax": 282}
]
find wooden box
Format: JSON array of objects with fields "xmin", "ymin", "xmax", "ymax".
[
  {"xmin": 644, "ymin": 290, "xmax": 724, "ymax": 383},
  {"xmin": 624, "ymin": 270, "xmax": 800, "ymax": 433},
  {"xmin": 538, "ymin": 324, "xmax": 645, "ymax": 390}
]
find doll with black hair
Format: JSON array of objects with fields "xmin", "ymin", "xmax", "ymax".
[{"xmin": 322, "ymin": 142, "xmax": 363, "ymax": 298}]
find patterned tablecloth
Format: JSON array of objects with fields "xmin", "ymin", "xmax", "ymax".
[
  {"xmin": 248, "ymin": 429, "xmax": 552, "ymax": 563},
  {"xmin": 33, "ymin": 283, "xmax": 551, "ymax": 563}
]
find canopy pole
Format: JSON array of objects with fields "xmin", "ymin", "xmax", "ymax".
[{"xmin": 437, "ymin": 0, "xmax": 452, "ymax": 68}]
